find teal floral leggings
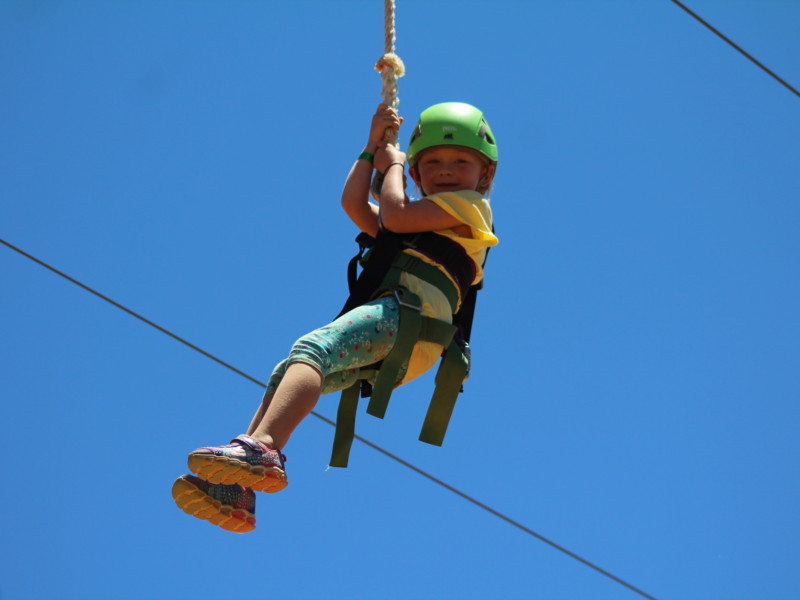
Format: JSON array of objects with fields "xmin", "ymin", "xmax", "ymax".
[{"xmin": 264, "ymin": 297, "xmax": 405, "ymax": 396}]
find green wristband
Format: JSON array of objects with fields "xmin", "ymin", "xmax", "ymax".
[{"xmin": 358, "ymin": 152, "xmax": 374, "ymax": 164}]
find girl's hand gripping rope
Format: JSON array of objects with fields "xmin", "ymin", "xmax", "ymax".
[
  {"xmin": 369, "ymin": 105, "xmax": 404, "ymax": 201},
  {"xmin": 369, "ymin": 104, "xmax": 403, "ymax": 148},
  {"xmin": 374, "ymin": 140, "xmax": 406, "ymax": 174},
  {"xmin": 372, "ymin": 140, "xmax": 407, "ymax": 203}
]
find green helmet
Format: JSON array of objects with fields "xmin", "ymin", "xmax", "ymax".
[{"xmin": 407, "ymin": 102, "xmax": 498, "ymax": 166}]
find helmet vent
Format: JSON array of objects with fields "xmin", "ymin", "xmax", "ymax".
[
  {"xmin": 481, "ymin": 122, "xmax": 496, "ymax": 145},
  {"xmin": 410, "ymin": 124, "xmax": 422, "ymax": 144}
]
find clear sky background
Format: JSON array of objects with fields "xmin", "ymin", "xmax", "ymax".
[{"xmin": 2, "ymin": 2, "xmax": 799, "ymax": 599}]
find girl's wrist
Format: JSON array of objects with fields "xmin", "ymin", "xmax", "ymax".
[{"xmin": 383, "ymin": 162, "xmax": 404, "ymax": 174}]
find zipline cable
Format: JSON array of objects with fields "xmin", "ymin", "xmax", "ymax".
[
  {"xmin": 671, "ymin": 0, "xmax": 800, "ymax": 99},
  {"xmin": 1, "ymin": 237, "xmax": 659, "ymax": 600}
]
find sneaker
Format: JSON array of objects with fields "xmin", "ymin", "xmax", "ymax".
[
  {"xmin": 171, "ymin": 474, "xmax": 256, "ymax": 533},
  {"xmin": 187, "ymin": 434, "xmax": 288, "ymax": 493}
]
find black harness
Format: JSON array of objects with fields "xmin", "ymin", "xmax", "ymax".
[{"xmin": 328, "ymin": 228, "xmax": 488, "ymax": 467}]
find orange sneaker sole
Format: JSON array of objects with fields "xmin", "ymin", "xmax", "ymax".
[
  {"xmin": 187, "ymin": 454, "xmax": 288, "ymax": 493},
  {"xmin": 171, "ymin": 475, "xmax": 256, "ymax": 534}
]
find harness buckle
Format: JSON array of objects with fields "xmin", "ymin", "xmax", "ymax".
[{"xmin": 393, "ymin": 288, "xmax": 422, "ymax": 312}]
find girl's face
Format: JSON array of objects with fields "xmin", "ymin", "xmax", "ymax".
[{"xmin": 411, "ymin": 146, "xmax": 494, "ymax": 196}]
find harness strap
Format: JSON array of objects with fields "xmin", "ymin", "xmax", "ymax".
[
  {"xmin": 383, "ymin": 252, "xmax": 460, "ymax": 313},
  {"xmin": 419, "ymin": 338, "xmax": 470, "ymax": 446},
  {"xmin": 329, "ymin": 287, "xmax": 456, "ymax": 468},
  {"xmin": 366, "ymin": 288, "xmax": 456, "ymax": 419},
  {"xmin": 329, "ymin": 368, "xmax": 377, "ymax": 468},
  {"xmin": 399, "ymin": 233, "xmax": 475, "ymax": 302}
]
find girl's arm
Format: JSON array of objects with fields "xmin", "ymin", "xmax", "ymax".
[
  {"xmin": 341, "ymin": 105, "xmax": 403, "ymax": 237},
  {"xmin": 375, "ymin": 142, "xmax": 464, "ymax": 234},
  {"xmin": 341, "ymin": 158, "xmax": 379, "ymax": 236}
]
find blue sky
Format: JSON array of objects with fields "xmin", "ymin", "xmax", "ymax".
[{"xmin": 2, "ymin": 1, "xmax": 799, "ymax": 599}]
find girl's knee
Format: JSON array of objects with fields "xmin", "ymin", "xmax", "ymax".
[
  {"xmin": 265, "ymin": 359, "xmax": 289, "ymax": 395},
  {"xmin": 287, "ymin": 336, "xmax": 330, "ymax": 374}
]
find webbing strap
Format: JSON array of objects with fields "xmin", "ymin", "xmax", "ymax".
[
  {"xmin": 329, "ymin": 383, "xmax": 360, "ymax": 468},
  {"xmin": 419, "ymin": 339, "xmax": 470, "ymax": 446},
  {"xmin": 330, "ymin": 229, "xmax": 473, "ymax": 467},
  {"xmin": 329, "ymin": 288, "xmax": 457, "ymax": 467},
  {"xmin": 367, "ymin": 288, "xmax": 457, "ymax": 421},
  {"xmin": 420, "ymin": 315, "xmax": 458, "ymax": 346},
  {"xmin": 386, "ymin": 253, "xmax": 460, "ymax": 313},
  {"xmin": 367, "ymin": 288, "xmax": 423, "ymax": 419}
]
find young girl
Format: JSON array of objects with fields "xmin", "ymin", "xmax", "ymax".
[{"xmin": 173, "ymin": 101, "xmax": 499, "ymax": 533}]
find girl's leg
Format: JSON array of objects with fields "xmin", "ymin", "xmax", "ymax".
[
  {"xmin": 246, "ymin": 361, "xmax": 289, "ymax": 435},
  {"xmin": 247, "ymin": 297, "xmax": 401, "ymax": 449},
  {"xmin": 246, "ymin": 392, "xmax": 273, "ymax": 436},
  {"xmin": 249, "ymin": 363, "xmax": 323, "ymax": 449},
  {"xmin": 179, "ymin": 297, "xmax": 401, "ymax": 522}
]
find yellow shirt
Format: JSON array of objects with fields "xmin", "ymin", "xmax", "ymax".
[{"xmin": 398, "ymin": 190, "xmax": 498, "ymax": 384}]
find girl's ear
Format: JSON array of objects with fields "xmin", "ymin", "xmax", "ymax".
[
  {"xmin": 480, "ymin": 164, "xmax": 497, "ymax": 187},
  {"xmin": 408, "ymin": 166, "xmax": 428, "ymax": 198},
  {"xmin": 408, "ymin": 166, "xmax": 421, "ymax": 186}
]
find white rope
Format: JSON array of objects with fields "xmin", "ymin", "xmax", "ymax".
[{"xmin": 375, "ymin": 0, "xmax": 405, "ymax": 143}]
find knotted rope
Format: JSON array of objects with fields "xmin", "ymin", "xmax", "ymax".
[{"xmin": 375, "ymin": 0, "xmax": 405, "ymax": 143}]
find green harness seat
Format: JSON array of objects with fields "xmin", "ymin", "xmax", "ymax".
[{"xmin": 328, "ymin": 231, "xmax": 479, "ymax": 468}]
